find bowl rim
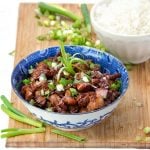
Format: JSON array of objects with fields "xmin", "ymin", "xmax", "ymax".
[
  {"xmin": 11, "ymin": 45, "xmax": 129, "ymax": 116},
  {"xmin": 90, "ymin": 0, "xmax": 150, "ymax": 38}
]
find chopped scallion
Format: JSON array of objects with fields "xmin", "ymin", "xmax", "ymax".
[
  {"xmin": 72, "ymin": 20, "xmax": 82, "ymax": 28},
  {"xmin": 90, "ymin": 63, "xmax": 95, "ymax": 69},
  {"xmin": 51, "ymin": 62, "xmax": 57, "ymax": 67},
  {"xmin": 36, "ymin": 35, "xmax": 47, "ymax": 41},
  {"xmin": 8, "ymin": 50, "xmax": 15, "ymax": 56},
  {"xmin": 50, "ymin": 20, "xmax": 56, "ymax": 26},
  {"xmin": 28, "ymin": 66, "xmax": 34, "ymax": 74},
  {"xmin": 125, "ymin": 63, "xmax": 133, "ymax": 71},
  {"xmin": 48, "ymin": 82, "xmax": 55, "ymax": 90},
  {"xmin": 56, "ymin": 84, "xmax": 64, "ymax": 91},
  {"xmin": 48, "ymin": 14, "xmax": 56, "ymax": 20},
  {"xmin": 39, "ymin": 73, "xmax": 47, "ymax": 81},
  {"xmin": 143, "ymin": 127, "xmax": 150, "ymax": 134},
  {"xmin": 22, "ymin": 78, "xmax": 31, "ymax": 85},
  {"xmin": 44, "ymin": 90, "xmax": 50, "ymax": 96},
  {"xmin": 43, "ymin": 59, "xmax": 52, "ymax": 67},
  {"xmin": 110, "ymin": 80, "xmax": 121, "ymax": 90},
  {"xmin": 43, "ymin": 20, "xmax": 50, "ymax": 27},
  {"xmin": 63, "ymin": 70, "xmax": 69, "ymax": 76},
  {"xmin": 59, "ymin": 78, "xmax": 73, "ymax": 86},
  {"xmin": 70, "ymin": 88, "xmax": 78, "ymax": 97},
  {"xmin": 82, "ymin": 76, "xmax": 89, "ymax": 82}
]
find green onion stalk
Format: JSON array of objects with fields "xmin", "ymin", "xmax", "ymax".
[
  {"xmin": 38, "ymin": 2, "xmax": 82, "ymax": 21},
  {"xmin": 51, "ymin": 129, "xmax": 86, "ymax": 142},
  {"xmin": 1, "ymin": 127, "xmax": 45, "ymax": 138},
  {"xmin": 0, "ymin": 95, "xmax": 43, "ymax": 128}
]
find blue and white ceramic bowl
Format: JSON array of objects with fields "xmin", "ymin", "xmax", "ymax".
[{"xmin": 11, "ymin": 45, "xmax": 129, "ymax": 131}]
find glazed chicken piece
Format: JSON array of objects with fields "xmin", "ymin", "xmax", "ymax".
[
  {"xmin": 63, "ymin": 96, "xmax": 77, "ymax": 105},
  {"xmin": 76, "ymin": 83, "xmax": 94, "ymax": 92},
  {"xmin": 65, "ymin": 90, "xmax": 71, "ymax": 97},
  {"xmin": 21, "ymin": 85, "xmax": 33, "ymax": 100},
  {"xmin": 31, "ymin": 62, "xmax": 57, "ymax": 80},
  {"xmin": 96, "ymin": 88, "xmax": 108, "ymax": 99},
  {"xmin": 30, "ymin": 81, "xmax": 48, "ymax": 91},
  {"xmin": 109, "ymin": 73, "xmax": 121, "ymax": 80},
  {"xmin": 48, "ymin": 94, "xmax": 61, "ymax": 106},
  {"xmin": 34, "ymin": 90, "xmax": 46, "ymax": 107},
  {"xmin": 77, "ymin": 93, "xmax": 90, "ymax": 107},
  {"xmin": 80, "ymin": 108, "xmax": 88, "ymax": 113},
  {"xmin": 36, "ymin": 96, "xmax": 46, "ymax": 107},
  {"xmin": 87, "ymin": 95, "xmax": 104, "ymax": 112},
  {"xmin": 56, "ymin": 100, "xmax": 68, "ymax": 113},
  {"xmin": 106, "ymin": 90, "xmax": 120, "ymax": 102},
  {"xmin": 69, "ymin": 105, "xmax": 79, "ymax": 113}
]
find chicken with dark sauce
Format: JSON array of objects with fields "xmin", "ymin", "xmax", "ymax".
[{"xmin": 21, "ymin": 43, "xmax": 121, "ymax": 113}]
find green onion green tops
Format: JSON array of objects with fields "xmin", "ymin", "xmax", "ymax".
[{"xmin": 51, "ymin": 129, "xmax": 86, "ymax": 142}]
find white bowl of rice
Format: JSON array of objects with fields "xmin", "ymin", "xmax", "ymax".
[{"xmin": 91, "ymin": 0, "xmax": 150, "ymax": 64}]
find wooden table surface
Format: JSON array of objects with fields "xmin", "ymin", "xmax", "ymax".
[{"xmin": 6, "ymin": 3, "xmax": 150, "ymax": 148}]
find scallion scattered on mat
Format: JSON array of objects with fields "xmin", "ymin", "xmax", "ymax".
[
  {"xmin": 51, "ymin": 129, "xmax": 86, "ymax": 142},
  {"xmin": 1, "ymin": 127, "xmax": 45, "ymax": 138},
  {"xmin": 143, "ymin": 127, "xmax": 150, "ymax": 134},
  {"xmin": 81, "ymin": 4, "xmax": 91, "ymax": 33},
  {"xmin": 8, "ymin": 50, "xmax": 15, "ymax": 56},
  {"xmin": 38, "ymin": 2, "xmax": 81, "ymax": 21},
  {"xmin": 125, "ymin": 63, "xmax": 134, "ymax": 71},
  {"xmin": 0, "ymin": 95, "xmax": 43, "ymax": 128},
  {"xmin": 35, "ymin": 2, "xmax": 108, "ymax": 52},
  {"xmin": 0, "ymin": 95, "xmax": 87, "ymax": 142}
]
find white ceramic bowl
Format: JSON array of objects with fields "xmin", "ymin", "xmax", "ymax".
[
  {"xmin": 90, "ymin": 1, "xmax": 150, "ymax": 64},
  {"xmin": 11, "ymin": 46, "xmax": 128, "ymax": 131}
]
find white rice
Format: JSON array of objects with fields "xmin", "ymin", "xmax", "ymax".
[{"xmin": 94, "ymin": 0, "xmax": 150, "ymax": 35}]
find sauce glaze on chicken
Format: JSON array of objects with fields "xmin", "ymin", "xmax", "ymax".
[{"xmin": 21, "ymin": 47, "xmax": 121, "ymax": 113}]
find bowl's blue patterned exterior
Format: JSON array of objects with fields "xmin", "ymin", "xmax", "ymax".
[{"xmin": 11, "ymin": 45, "xmax": 129, "ymax": 131}]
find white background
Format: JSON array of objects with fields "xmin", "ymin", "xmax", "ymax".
[{"xmin": 0, "ymin": 0, "xmax": 138, "ymax": 150}]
